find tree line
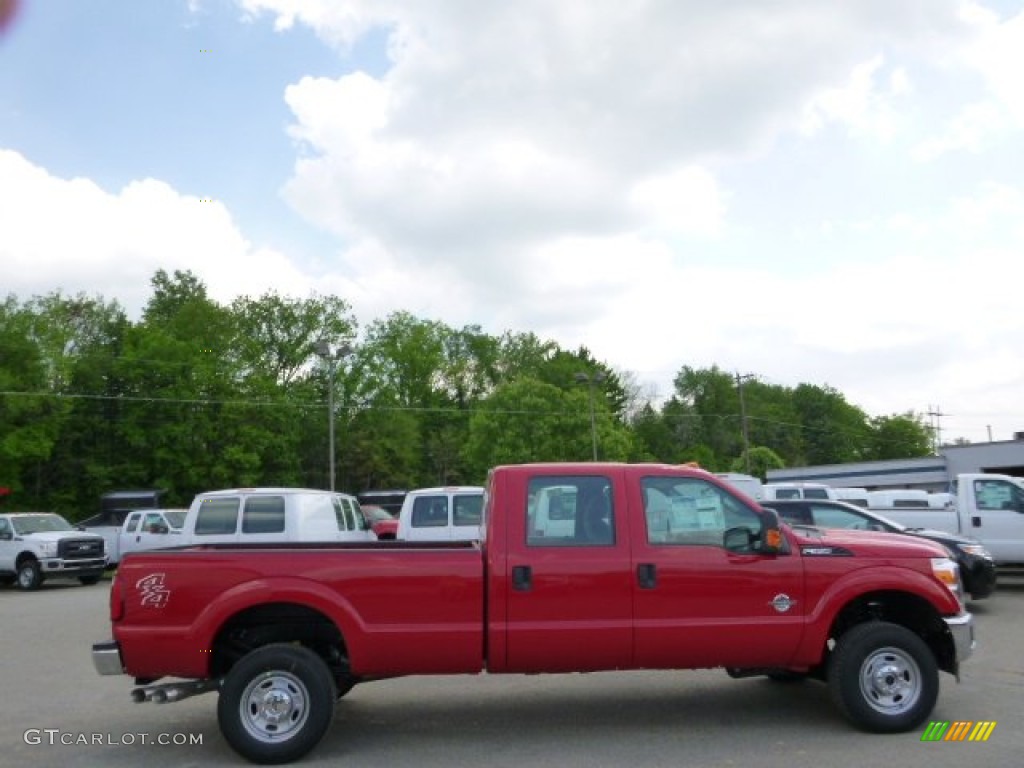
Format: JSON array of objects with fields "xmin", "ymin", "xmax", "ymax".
[{"xmin": 0, "ymin": 269, "xmax": 933, "ymax": 519}]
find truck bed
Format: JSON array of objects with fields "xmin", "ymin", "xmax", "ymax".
[{"xmin": 113, "ymin": 541, "xmax": 484, "ymax": 680}]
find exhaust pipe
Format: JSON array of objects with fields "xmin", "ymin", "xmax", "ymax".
[{"xmin": 130, "ymin": 679, "xmax": 219, "ymax": 704}]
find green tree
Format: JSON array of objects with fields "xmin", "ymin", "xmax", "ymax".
[
  {"xmin": 869, "ymin": 413, "xmax": 933, "ymax": 459},
  {"xmin": 0, "ymin": 296, "xmax": 56, "ymax": 504},
  {"xmin": 730, "ymin": 445, "xmax": 786, "ymax": 480}
]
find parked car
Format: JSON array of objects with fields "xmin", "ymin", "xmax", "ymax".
[
  {"xmin": 362, "ymin": 505, "xmax": 398, "ymax": 540},
  {"xmin": 396, "ymin": 486, "xmax": 484, "ymax": 541},
  {"xmin": 356, "ymin": 489, "xmax": 407, "ymax": 518},
  {"xmin": 0, "ymin": 512, "xmax": 107, "ymax": 590},
  {"xmin": 179, "ymin": 488, "xmax": 377, "ymax": 545},
  {"xmin": 763, "ymin": 498, "xmax": 997, "ymax": 600}
]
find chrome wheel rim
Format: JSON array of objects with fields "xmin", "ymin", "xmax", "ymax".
[
  {"xmin": 858, "ymin": 645, "xmax": 922, "ymax": 715},
  {"xmin": 239, "ymin": 671, "xmax": 310, "ymax": 743}
]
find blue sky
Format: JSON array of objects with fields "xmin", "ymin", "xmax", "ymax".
[{"xmin": 2, "ymin": 0, "xmax": 1023, "ymax": 444}]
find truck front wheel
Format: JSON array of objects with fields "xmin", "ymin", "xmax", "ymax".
[
  {"xmin": 828, "ymin": 621, "xmax": 938, "ymax": 733},
  {"xmin": 218, "ymin": 643, "xmax": 336, "ymax": 765},
  {"xmin": 16, "ymin": 559, "xmax": 42, "ymax": 591}
]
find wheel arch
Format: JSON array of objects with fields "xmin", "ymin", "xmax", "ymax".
[
  {"xmin": 824, "ymin": 590, "xmax": 957, "ymax": 676},
  {"xmin": 208, "ymin": 601, "xmax": 354, "ymax": 689}
]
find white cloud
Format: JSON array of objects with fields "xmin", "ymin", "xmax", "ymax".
[
  {"xmin": 5, "ymin": 1, "xmax": 1024, "ymax": 444},
  {"xmin": 0, "ymin": 150, "xmax": 311, "ymax": 316}
]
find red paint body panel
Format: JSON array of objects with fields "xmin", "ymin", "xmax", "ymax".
[{"xmin": 107, "ymin": 463, "xmax": 965, "ymax": 684}]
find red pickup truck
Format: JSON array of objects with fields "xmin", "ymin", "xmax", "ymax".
[{"xmin": 92, "ymin": 463, "xmax": 975, "ymax": 764}]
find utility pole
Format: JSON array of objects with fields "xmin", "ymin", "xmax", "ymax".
[
  {"xmin": 315, "ymin": 340, "xmax": 353, "ymax": 491},
  {"xmin": 575, "ymin": 371, "xmax": 607, "ymax": 461},
  {"xmin": 736, "ymin": 373, "xmax": 754, "ymax": 474},
  {"xmin": 927, "ymin": 405, "xmax": 947, "ymax": 454}
]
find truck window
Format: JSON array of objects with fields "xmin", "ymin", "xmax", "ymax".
[
  {"xmin": 333, "ymin": 497, "xmax": 356, "ymax": 531},
  {"xmin": 195, "ymin": 498, "xmax": 241, "ymax": 535},
  {"xmin": 142, "ymin": 513, "xmax": 167, "ymax": 533},
  {"xmin": 453, "ymin": 495, "xmax": 482, "ymax": 526},
  {"xmin": 803, "ymin": 488, "xmax": 831, "ymax": 500},
  {"xmin": 242, "ymin": 496, "xmax": 286, "ymax": 534},
  {"xmin": 412, "ymin": 496, "xmax": 449, "ymax": 528},
  {"xmin": 526, "ymin": 476, "xmax": 614, "ymax": 547},
  {"xmin": 124, "ymin": 513, "xmax": 141, "ymax": 534},
  {"xmin": 642, "ymin": 477, "xmax": 757, "ymax": 547},
  {"xmin": 974, "ymin": 479, "xmax": 1024, "ymax": 511}
]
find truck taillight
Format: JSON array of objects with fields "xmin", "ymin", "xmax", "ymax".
[{"xmin": 110, "ymin": 575, "xmax": 124, "ymax": 621}]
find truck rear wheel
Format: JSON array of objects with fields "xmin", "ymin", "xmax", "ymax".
[
  {"xmin": 828, "ymin": 621, "xmax": 937, "ymax": 733},
  {"xmin": 218, "ymin": 643, "xmax": 336, "ymax": 765},
  {"xmin": 16, "ymin": 559, "xmax": 42, "ymax": 591}
]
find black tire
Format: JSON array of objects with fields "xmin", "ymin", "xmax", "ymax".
[
  {"xmin": 218, "ymin": 643, "xmax": 336, "ymax": 765},
  {"xmin": 79, "ymin": 575, "xmax": 102, "ymax": 586},
  {"xmin": 827, "ymin": 622, "xmax": 938, "ymax": 733},
  {"xmin": 16, "ymin": 559, "xmax": 43, "ymax": 591}
]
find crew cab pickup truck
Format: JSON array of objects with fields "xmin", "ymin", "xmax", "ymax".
[
  {"xmin": 92, "ymin": 463, "xmax": 976, "ymax": 764},
  {"xmin": 0, "ymin": 512, "xmax": 107, "ymax": 590}
]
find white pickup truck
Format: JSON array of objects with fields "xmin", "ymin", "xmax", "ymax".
[
  {"xmin": 874, "ymin": 473, "xmax": 1024, "ymax": 566},
  {"xmin": 108, "ymin": 508, "xmax": 188, "ymax": 565},
  {"xmin": 0, "ymin": 512, "xmax": 108, "ymax": 590}
]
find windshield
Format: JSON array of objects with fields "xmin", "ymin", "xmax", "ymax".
[{"xmin": 11, "ymin": 514, "xmax": 74, "ymax": 534}]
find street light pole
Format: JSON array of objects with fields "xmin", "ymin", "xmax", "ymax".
[
  {"xmin": 735, "ymin": 372, "xmax": 754, "ymax": 474},
  {"xmin": 574, "ymin": 371, "xmax": 607, "ymax": 461},
  {"xmin": 315, "ymin": 340, "xmax": 353, "ymax": 492}
]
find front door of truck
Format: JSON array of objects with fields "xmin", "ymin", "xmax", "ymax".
[
  {"xmin": 503, "ymin": 472, "xmax": 633, "ymax": 672},
  {"xmin": 628, "ymin": 473, "xmax": 806, "ymax": 669},
  {"xmin": 964, "ymin": 476, "xmax": 1024, "ymax": 563}
]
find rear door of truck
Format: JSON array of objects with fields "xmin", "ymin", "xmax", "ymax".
[{"xmin": 494, "ymin": 466, "xmax": 633, "ymax": 672}]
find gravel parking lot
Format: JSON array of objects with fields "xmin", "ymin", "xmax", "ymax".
[{"xmin": 1, "ymin": 575, "xmax": 1022, "ymax": 768}]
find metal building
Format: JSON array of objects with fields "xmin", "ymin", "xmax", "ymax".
[{"xmin": 766, "ymin": 436, "xmax": 1024, "ymax": 491}]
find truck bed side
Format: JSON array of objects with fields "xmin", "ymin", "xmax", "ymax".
[{"xmin": 113, "ymin": 543, "xmax": 484, "ymax": 680}]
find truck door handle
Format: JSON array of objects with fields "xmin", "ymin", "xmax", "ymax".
[
  {"xmin": 512, "ymin": 565, "xmax": 532, "ymax": 591},
  {"xmin": 637, "ymin": 563, "xmax": 657, "ymax": 589},
  {"xmin": 971, "ymin": 516, "xmax": 981, "ymax": 527}
]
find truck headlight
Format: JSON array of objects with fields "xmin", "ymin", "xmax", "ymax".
[
  {"xmin": 931, "ymin": 557, "xmax": 962, "ymax": 599},
  {"xmin": 38, "ymin": 542, "xmax": 58, "ymax": 558},
  {"xmin": 958, "ymin": 543, "xmax": 993, "ymax": 560}
]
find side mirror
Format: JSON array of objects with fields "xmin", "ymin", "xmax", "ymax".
[
  {"xmin": 0, "ymin": 531, "xmax": 12, "ymax": 541},
  {"xmin": 759, "ymin": 507, "xmax": 786, "ymax": 554}
]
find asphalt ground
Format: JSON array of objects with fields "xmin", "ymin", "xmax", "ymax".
[{"xmin": 1, "ymin": 573, "xmax": 1022, "ymax": 768}]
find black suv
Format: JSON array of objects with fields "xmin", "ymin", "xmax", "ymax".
[{"xmin": 763, "ymin": 498, "xmax": 997, "ymax": 600}]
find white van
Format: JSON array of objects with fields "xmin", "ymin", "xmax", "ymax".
[
  {"xmin": 396, "ymin": 486, "xmax": 484, "ymax": 542},
  {"xmin": 762, "ymin": 482, "xmax": 837, "ymax": 501},
  {"xmin": 866, "ymin": 489, "xmax": 931, "ymax": 509},
  {"xmin": 833, "ymin": 488, "xmax": 870, "ymax": 507},
  {"xmin": 182, "ymin": 488, "xmax": 376, "ymax": 546},
  {"xmin": 529, "ymin": 484, "xmax": 579, "ymax": 539},
  {"xmin": 714, "ymin": 473, "xmax": 764, "ymax": 501}
]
